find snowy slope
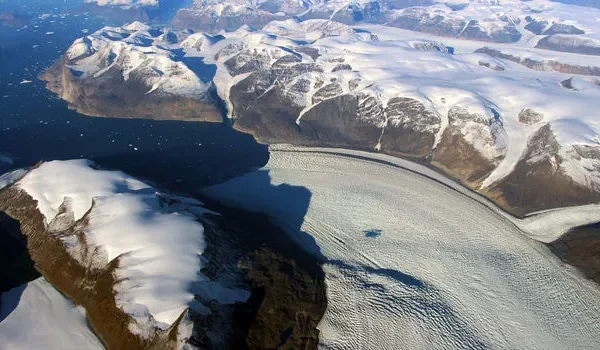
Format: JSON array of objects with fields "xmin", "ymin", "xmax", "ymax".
[
  {"xmin": 184, "ymin": 18, "xmax": 600, "ymax": 201},
  {"xmin": 203, "ymin": 145, "xmax": 600, "ymax": 349},
  {"xmin": 176, "ymin": 0, "xmax": 600, "ymax": 48},
  {"xmin": 0, "ymin": 278, "xmax": 103, "ymax": 350},
  {"xmin": 16, "ymin": 160, "xmax": 249, "ymax": 340},
  {"xmin": 65, "ymin": 22, "xmax": 209, "ymax": 99}
]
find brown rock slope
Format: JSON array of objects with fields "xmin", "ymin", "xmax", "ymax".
[
  {"xmin": 432, "ymin": 107, "xmax": 505, "ymax": 188},
  {"xmin": 484, "ymin": 124, "xmax": 600, "ymax": 217},
  {"xmin": 197, "ymin": 196, "xmax": 327, "ymax": 349},
  {"xmin": 549, "ymin": 222, "xmax": 600, "ymax": 285},
  {"xmin": 41, "ymin": 57, "xmax": 223, "ymax": 122},
  {"xmin": 0, "ymin": 187, "xmax": 150, "ymax": 348}
]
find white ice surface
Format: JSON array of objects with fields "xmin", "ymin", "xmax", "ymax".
[
  {"xmin": 203, "ymin": 145, "xmax": 600, "ymax": 349},
  {"xmin": 18, "ymin": 159, "xmax": 149, "ymax": 223},
  {"xmin": 0, "ymin": 278, "xmax": 103, "ymax": 350}
]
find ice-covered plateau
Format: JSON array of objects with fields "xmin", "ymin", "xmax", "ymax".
[
  {"xmin": 0, "ymin": 160, "xmax": 251, "ymax": 349},
  {"xmin": 41, "ymin": 22, "xmax": 222, "ymax": 122}
]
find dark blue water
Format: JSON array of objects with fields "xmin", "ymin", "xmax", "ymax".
[{"xmin": 0, "ymin": 0, "xmax": 269, "ymax": 193}]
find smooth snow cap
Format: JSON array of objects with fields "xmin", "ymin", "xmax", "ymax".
[
  {"xmin": 16, "ymin": 160, "xmax": 248, "ymax": 334},
  {"xmin": 123, "ymin": 21, "xmax": 152, "ymax": 31}
]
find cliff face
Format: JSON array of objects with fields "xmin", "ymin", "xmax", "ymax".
[
  {"xmin": 44, "ymin": 17, "xmax": 600, "ymax": 216},
  {"xmin": 42, "ymin": 58, "xmax": 222, "ymax": 122},
  {"xmin": 0, "ymin": 162, "xmax": 327, "ymax": 349},
  {"xmin": 484, "ymin": 124, "xmax": 600, "ymax": 216},
  {"xmin": 549, "ymin": 222, "xmax": 600, "ymax": 286},
  {"xmin": 200, "ymin": 21, "xmax": 600, "ymax": 216},
  {"xmin": 0, "ymin": 187, "xmax": 148, "ymax": 348},
  {"xmin": 41, "ymin": 24, "xmax": 223, "ymax": 123}
]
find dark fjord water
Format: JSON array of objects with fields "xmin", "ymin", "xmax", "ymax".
[{"xmin": 0, "ymin": 0, "xmax": 269, "ymax": 193}]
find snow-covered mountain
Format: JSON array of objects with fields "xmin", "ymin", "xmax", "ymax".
[
  {"xmin": 176, "ymin": 17, "xmax": 600, "ymax": 215},
  {"xmin": 0, "ymin": 160, "xmax": 249, "ymax": 347},
  {"xmin": 0, "ymin": 160, "xmax": 326, "ymax": 349},
  {"xmin": 46, "ymin": 0, "xmax": 600, "ymax": 215},
  {"xmin": 173, "ymin": 0, "xmax": 600, "ymax": 52},
  {"xmin": 42, "ymin": 22, "xmax": 222, "ymax": 122}
]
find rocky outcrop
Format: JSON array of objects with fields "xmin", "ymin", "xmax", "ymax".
[
  {"xmin": 173, "ymin": 8, "xmax": 285, "ymax": 33},
  {"xmin": 549, "ymin": 222, "xmax": 600, "ymax": 285},
  {"xmin": 379, "ymin": 97, "xmax": 440, "ymax": 157},
  {"xmin": 41, "ymin": 24, "xmax": 223, "ymax": 122},
  {"xmin": 536, "ymin": 35, "xmax": 600, "ymax": 56},
  {"xmin": 476, "ymin": 47, "xmax": 600, "ymax": 76},
  {"xmin": 173, "ymin": 0, "xmax": 521, "ymax": 43},
  {"xmin": 299, "ymin": 93, "xmax": 384, "ymax": 149},
  {"xmin": 228, "ymin": 71, "xmax": 440, "ymax": 157},
  {"xmin": 172, "ymin": 0, "xmax": 307, "ymax": 32},
  {"xmin": 200, "ymin": 198, "xmax": 326, "ymax": 349},
  {"xmin": 214, "ymin": 28, "xmax": 440, "ymax": 157},
  {"xmin": 518, "ymin": 108, "xmax": 544, "ymax": 125},
  {"xmin": 525, "ymin": 17, "xmax": 585, "ymax": 36},
  {"xmin": 0, "ymin": 163, "xmax": 327, "ymax": 349},
  {"xmin": 544, "ymin": 23, "xmax": 585, "ymax": 35},
  {"xmin": 42, "ymin": 58, "xmax": 222, "ymax": 122},
  {"xmin": 432, "ymin": 107, "xmax": 506, "ymax": 187},
  {"xmin": 0, "ymin": 187, "xmax": 148, "ymax": 348},
  {"xmin": 329, "ymin": 1, "xmax": 382, "ymax": 25},
  {"xmin": 484, "ymin": 124, "xmax": 600, "ymax": 216},
  {"xmin": 387, "ymin": 7, "xmax": 521, "ymax": 43},
  {"xmin": 524, "ymin": 18, "xmax": 550, "ymax": 35}
]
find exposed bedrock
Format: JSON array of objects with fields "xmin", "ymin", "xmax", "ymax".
[
  {"xmin": 549, "ymin": 222, "xmax": 600, "ymax": 286},
  {"xmin": 484, "ymin": 124, "xmax": 600, "ymax": 216},
  {"xmin": 0, "ymin": 167, "xmax": 327, "ymax": 349},
  {"xmin": 42, "ymin": 57, "xmax": 223, "ymax": 122}
]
